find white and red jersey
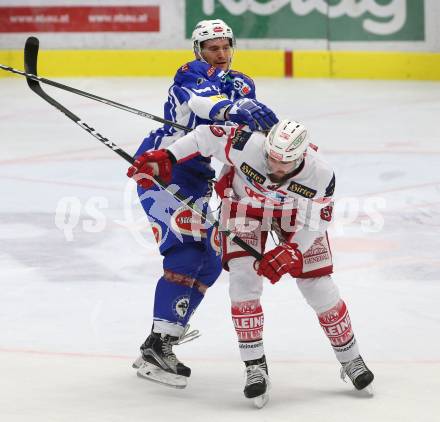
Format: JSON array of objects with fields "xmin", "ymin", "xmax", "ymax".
[{"xmin": 168, "ymin": 124, "xmax": 335, "ymax": 253}]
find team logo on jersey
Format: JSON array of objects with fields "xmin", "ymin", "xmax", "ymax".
[
  {"xmin": 230, "ymin": 129, "xmax": 251, "ymax": 151},
  {"xmin": 210, "ymin": 126, "xmax": 226, "ymax": 137},
  {"xmin": 171, "ymin": 207, "xmax": 207, "ymax": 238},
  {"xmin": 320, "ymin": 205, "xmax": 333, "ymax": 222},
  {"xmin": 287, "ymin": 182, "xmax": 317, "ymax": 198},
  {"xmin": 173, "ymin": 295, "xmax": 190, "ymax": 318},
  {"xmin": 240, "ymin": 162, "xmax": 266, "ymax": 184}
]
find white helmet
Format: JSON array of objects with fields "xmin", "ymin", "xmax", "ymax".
[
  {"xmin": 265, "ymin": 120, "xmax": 309, "ymax": 163},
  {"xmin": 192, "ymin": 19, "xmax": 235, "ymax": 56}
]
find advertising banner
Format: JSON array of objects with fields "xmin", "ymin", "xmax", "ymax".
[
  {"xmin": 0, "ymin": 6, "xmax": 160, "ymax": 32},
  {"xmin": 185, "ymin": 0, "xmax": 425, "ymax": 41}
]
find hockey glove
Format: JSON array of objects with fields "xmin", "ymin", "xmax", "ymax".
[
  {"xmin": 256, "ymin": 243, "xmax": 303, "ymax": 284},
  {"xmin": 254, "ymin": 100, "xmax": 279, "ymax": 130},
  {"xmin": 226, "ymin": 98, "xmax": 278, "ymax": 131},
  {"xmin": 127, "ymin": 149, "xmax": 175, "ymax": 189}
]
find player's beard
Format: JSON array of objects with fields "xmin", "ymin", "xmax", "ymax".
[
  {"xmin": 267, "ymin": 171, "xmax": 292, "ymax": 184},
  {"xmin": 266, "ymin": 158, "xmax": 305, "ymax": 184}
]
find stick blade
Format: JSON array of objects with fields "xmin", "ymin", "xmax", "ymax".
[{"xmin": 24, "ymin": 36, "xmax": 40, "ymax": 91}]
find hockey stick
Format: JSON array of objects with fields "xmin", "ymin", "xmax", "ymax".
[
  {"xmin": 0, "ymin": 43, "xmax": 191, "ymax": 133},
  {"xmin": 23, "ymin": 36, "xmax": 263, "ymax": 261}
]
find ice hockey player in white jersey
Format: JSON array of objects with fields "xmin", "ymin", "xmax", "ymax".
[{"xmin": 127, "ymin": 120, "xmax": 374, "ymax": 407}]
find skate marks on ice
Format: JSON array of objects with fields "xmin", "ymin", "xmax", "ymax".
[{"xmin": 1, "ymin": 351, "xmax": 439, "ymax": 422}]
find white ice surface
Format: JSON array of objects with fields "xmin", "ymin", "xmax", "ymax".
[{"xmin": 1, "ymin": 77, "xmax": 440, "ymax": 421}]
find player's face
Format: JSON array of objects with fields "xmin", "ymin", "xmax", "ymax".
[
  {"xmin": 200, "ymin": 38, "xmax": 232, "ymax": 71},
  {"xmin": 266, "ymin": 156, "xmax": 300, "ymax": 183}
]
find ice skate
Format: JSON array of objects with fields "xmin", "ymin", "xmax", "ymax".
[
  {"xmin": 243, "ymin": 355, "xmax": 270, "ymax": 408},
  {"xmin": 133, "ymin": 325, "xmax": 200, "ymax": 388},
  {"xmin": 133, "ymin": 331, "xmax": 192, "ymax": 388},
  {"xmin": 341, "ymin": 355, "xmax": 374, "ymax": 394}
]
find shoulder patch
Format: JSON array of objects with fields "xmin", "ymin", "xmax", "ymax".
[
  {"xmin": 287, "ymin": 182, "xmax": 317, "ymax": 198},
  {"xmin": 233, "ymin": 77, "xmax": 252, "ymax": 97},
  {"xmin": 240, "ymin": 162, "xmax": 266, "ymax": 184},
  {"xmin": 180, "ymin": 63, "xmax": 190, "ymax": 72},
  {"xmin": 230, "ymin": 129, "xmax": 251, "ymax": 151},
  {"xmin": 325, "ymin": 173, "xmax": 335, "ymax": 197},
  {"xmin": 210, "ymin": 126, "xmax": 226, "ymax": 137}
]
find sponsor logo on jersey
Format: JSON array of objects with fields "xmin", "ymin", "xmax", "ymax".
[
  {"xmin": 231, "ymin": 224, "xmax": 259, "ymax": 247},
  {"xmin": 244, "ymin": 185, "xmax": 285, "ymax": 207},
  {"xmin": 230, "ymin": 129, "xmax": 251, "ymax": 151},
  {"xmin": 241, "ymin": 85, "xmax": 250, "ymax": 95},
  {"xmin": 233, "ymin": 77, "xmax": 252, "ymax": 97},
  {"xmin": 303, "ymin": 236, "xmax": 330, "ymax": 266},
  {"xmin": 210, "ymin": 125, "xmax": 226, "ymax": 137},
  {"xmin": 287, "ymin": 181, "xmax": 317, "ymax": 198},
  {"xmin": 180, "ymin": 63, "xmax": 189, "ymax": 72},
  {"xmin": 207, "ymin": 66, "xmax": 216, "ymax": 77},
  {"xmin": 171, "ymin": 207, "xmax": 207, "ymax": 238},
  {"xmin": 240, "ymin": 162, "xmax": 266, "ymax": 184}
]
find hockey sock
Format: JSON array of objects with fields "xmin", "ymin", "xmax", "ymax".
[
  {"xmin": 153, "ymin": 274, "xmax": 193, "ymax": 327},
  {"xmin": 318, "ymin": 300, "xmax": 360, "ymax": 363},
  {"xmin": 231, "ymin": 299, "xmax": 265, "ymax": 361},
  {"xmin": 181, "ymin": 284, "xmax": 206, "ymax": 327}
]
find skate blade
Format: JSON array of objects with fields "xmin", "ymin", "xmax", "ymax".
[
  {"xmin": 361, "ymin": 382, "xmax": 374, "ymax": 396},
  {"xmin": 252, "ymin": 393, "xmax": 270, "ymax": 409},
  {"xmin": 132, "ymin": 355, "xmax": 144, "ymax": 369},
  {"xmin": 137, "ymin": 362, "xmax": 187, "ymax": 389}
]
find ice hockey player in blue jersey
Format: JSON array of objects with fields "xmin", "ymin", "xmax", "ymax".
[{"xmin": 129, "ymin": 19, "xmax": 278, "ymax": 388}]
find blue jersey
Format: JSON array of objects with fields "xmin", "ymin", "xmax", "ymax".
[{"xmin": 135, "ymin": 60, "xmax": 256, "ymax": 183}]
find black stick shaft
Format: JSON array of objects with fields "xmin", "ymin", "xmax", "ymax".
[{"xmin": 0, "ymin": 64, "xmax": 191, "ymax": 132}]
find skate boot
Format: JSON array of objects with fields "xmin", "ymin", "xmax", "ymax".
[
  {"xmin": 140, "ymin": 331, "xmax": 191, "ymax": 376},
  {"xmin": 341, "ymin": 355, "xmax": 374, "ymax": 392},
  {"xmin": 244, "ymin": 355, "xmax": 270, "ymax": 408},
  {"xmin": 133, "ymin": 331, "xmax": 192, "ymax": 389}
]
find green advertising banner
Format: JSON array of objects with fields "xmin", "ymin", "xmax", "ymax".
[{"xmin": 185, "ymin": 0, "xmax": 425, "ymax": 41}]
